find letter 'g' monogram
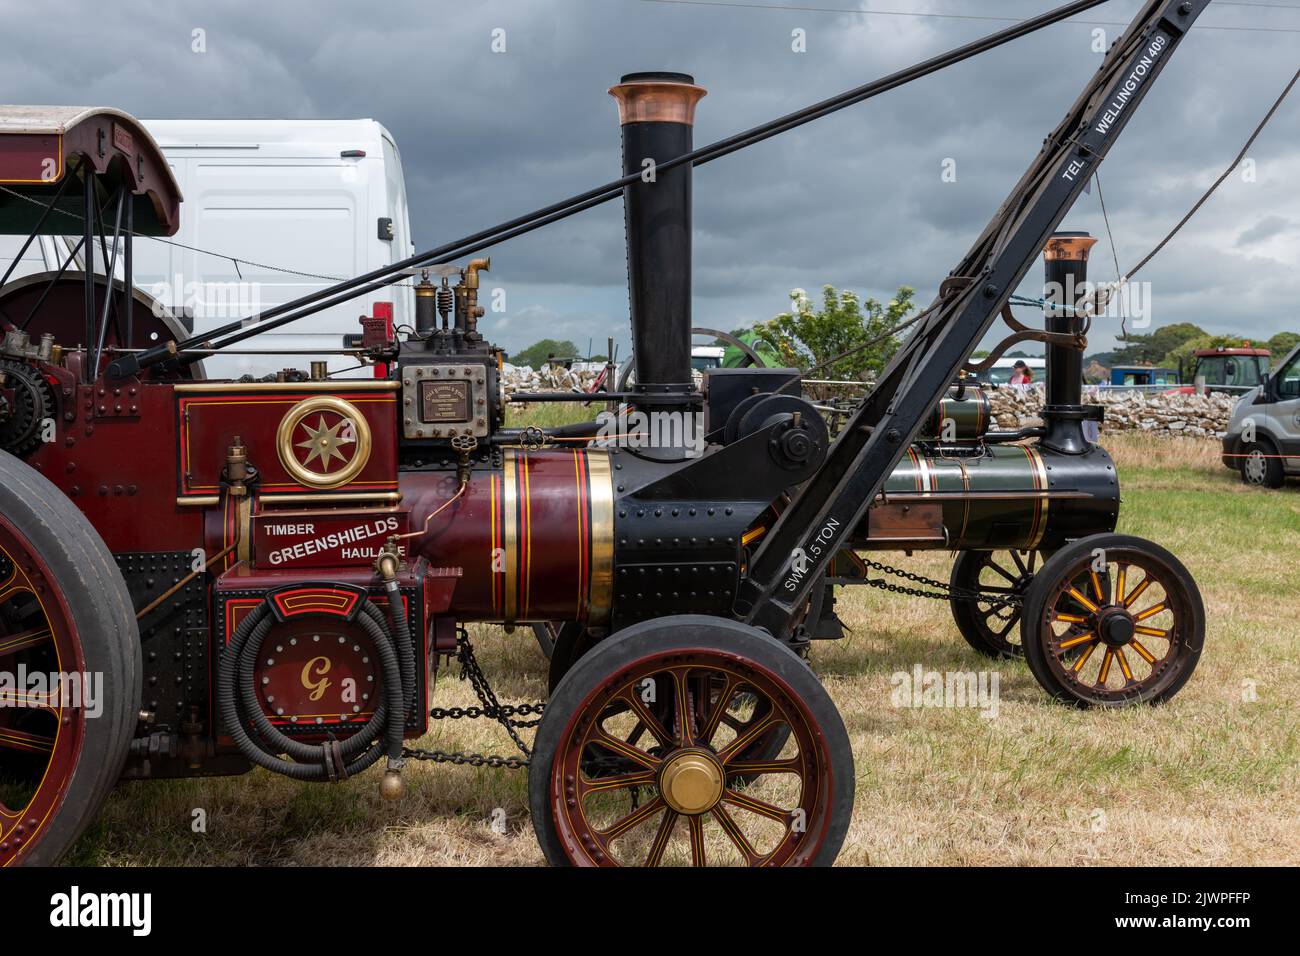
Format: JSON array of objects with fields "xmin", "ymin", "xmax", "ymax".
[{"xmin": 301, "ymin": 656, "xmax": 333, "ymax": 702}]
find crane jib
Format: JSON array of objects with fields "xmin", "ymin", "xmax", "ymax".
[{"xmin": 735, "ymin": 0, "xmax": 1212, "ymax": 637}]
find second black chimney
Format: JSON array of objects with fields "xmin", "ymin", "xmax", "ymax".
[
  {"xmin": 1041, "ymin": 231, "xmax": 1098, "ymax": 454},
  {"xmin": 610, "ymin": 72, "xmax": 707, "ymax": 413}
]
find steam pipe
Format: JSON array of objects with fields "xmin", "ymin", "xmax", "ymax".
[{"xmin": 109, "ymin": 0, "xmax": 1110, "ymax": 377}]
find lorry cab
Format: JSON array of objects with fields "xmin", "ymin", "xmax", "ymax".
[
  {"xmin": 1189, "ymin": 346, "xmax": 1270, "ymax": 395},
  {"xmin": 1223, "ymin": 343, "xmax": 1300, "ymax": 487}
]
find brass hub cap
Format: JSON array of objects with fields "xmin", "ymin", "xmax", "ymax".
[{"xmin": 657, "ymin": 748, "xmax": 725, "ymax": 815}]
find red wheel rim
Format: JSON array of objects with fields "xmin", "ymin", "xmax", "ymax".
[
  {"xmin": 0, "ymin": 516, "xmax": 86, "ymax": 866},
  {"xmin": 550, "ymin": 647, "xmax": 834, "ymax": 866},
  {"xmin": 1039, "ymin": 548, "xmax": 1190, "ymax": 703}
]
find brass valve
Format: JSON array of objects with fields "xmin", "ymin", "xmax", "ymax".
[{"xmin": 225, "ymin": 436, "xmax": 250, "ymax": 497}]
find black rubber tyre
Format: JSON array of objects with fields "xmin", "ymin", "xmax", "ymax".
[
  {"xmin": 546, "ymin": 622, "xmax": 594, "ymax": 694},
  {"xmin": 530, "ymin": 615, "xmax": 853, "ymax": 867},
  {"xmin": 0, "ymin": 451, "xmax": 141, "ymax": 865},
  {"xmin": 1020, "ymin": 533, "xmax": 1203, "ymax": 708},
  {"xmin": 1239, "ymin": 439, "xmax": 1284, "ymax": 488},
  {"xmin": 949, "ymin": 550, "xmax": 1035, "ymax": 659}
]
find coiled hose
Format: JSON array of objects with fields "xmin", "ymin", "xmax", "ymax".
[{"xmin": 217, "ymin": 598, "xmax": 413, "ymax": 787}]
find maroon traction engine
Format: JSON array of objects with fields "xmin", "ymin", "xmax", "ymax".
[{"xmin": 0, "ymin": 0, "xmax": 1211, "ymax": 868}]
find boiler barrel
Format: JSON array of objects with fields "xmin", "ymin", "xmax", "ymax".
[
  {"xmin": 857, "ymin": 443, "xmax": 1119, "ymax": 551},
  {"xmin": 399, "ymin": 449, "xmax": 615, "ymax": 624}
]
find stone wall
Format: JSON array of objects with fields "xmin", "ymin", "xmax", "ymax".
[
  {"xmin": 504, "ymin": 367, "xmax": 1239, "ymax": 438},
  {"xmin": 987, "ymin": 384, "xmax": 1236, "ymax": 438}
]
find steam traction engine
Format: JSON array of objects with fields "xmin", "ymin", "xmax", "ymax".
[{"xmin": 0, "ymin": 0, "xmax": 1208, "ymax": 867}]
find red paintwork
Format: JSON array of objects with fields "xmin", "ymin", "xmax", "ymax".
[
  {"xmin": 0, "ymin": 110, "xmax": 180, "ymax": 235},
  {"xmin": 24, "ymin": 380, "xmax": 204, "ymax": 553},
  {"xmin": 177, "ymin": 386, "xmax": 398, "ymax": 499},
  {"xmin": 398, "ymin": 449, "xmax": 602, "ymax": 623},
  {"xmin": 1193, "ymin": 347, "xmax": 1269, "ymax": 358}
]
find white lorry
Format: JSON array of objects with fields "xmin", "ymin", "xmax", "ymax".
[{"xmin": 0, "ymin": 118, "xmax": 415, "ymax": 379}]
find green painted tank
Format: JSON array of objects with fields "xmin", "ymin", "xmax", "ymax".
[{"xmin": 858, "ymin": 440, "xmax": 1119, "ymax": 551}]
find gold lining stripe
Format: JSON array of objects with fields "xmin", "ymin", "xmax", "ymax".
[
  {"xmin": 585, "ymin": 451, "xmax": 615, "ymax": 627},
  {"xmin": 956, "ymin": 457, "xmax": 971, "ymax": 544},
  {"xmin": 257, "ymin": 491, "xmax": 402, "ymax": 505},
  {"xmin": 1023, "ymin": 446, "xmax": 1050, "ymax": 549},
  {"xmin": 503, "ymin": 452, "xmax": 518, "ymax": 624},
  {"xmin": 522, "ymin": 454, "xmax": 533, "ymax": 620},
  {"xmin": 490, "ymin": 473, "xmax": 500, "ymax": 615},
  {"xmin": 235, "ymin": 495, "xmax": 253, "ymax": 564},
  {"xmin": 175, "ymin": 381, "xmax": 399, "ymax": 393},
  {"xmin": 573, "ymin": 451, "xmax": 586, "ymax": 618}
]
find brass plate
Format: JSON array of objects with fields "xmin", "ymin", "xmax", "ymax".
[{"xmin": 275, "ymin": 395, "xmax": 373, "ymax": 490}]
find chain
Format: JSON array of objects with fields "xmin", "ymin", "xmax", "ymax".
[
  {"xmin": 400, "ymin": 748, "xmax": 531, "ymax": 771},
  {"xmin": 402, "ymin": 629, "xmax": 545, "ymax": 770},
  {"xmin": 856, "ymin": 557, "xmax": 1023, "ymax": 611}
]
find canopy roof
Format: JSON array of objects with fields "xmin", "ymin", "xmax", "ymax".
[{"xmin": 0, "ymin": 106, "xmax": 181, "ymax": 236}]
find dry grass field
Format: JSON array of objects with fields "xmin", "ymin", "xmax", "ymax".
[{"xmin": 68, "ymin": 431, "xmax": 1300, "ymax": 866}]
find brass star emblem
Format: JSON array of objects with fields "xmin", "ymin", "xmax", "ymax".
[{"xmin": 295, "ymin": 414, "xmax": 353, "ymax": 473}]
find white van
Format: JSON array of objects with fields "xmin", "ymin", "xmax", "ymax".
[{"xmin": 0, "ymin": 118, "xmax": 415, "ymax": 379}]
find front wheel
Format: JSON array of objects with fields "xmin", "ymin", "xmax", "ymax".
[
  {"xmin": 1019, "ymin": 534, "xmax": 1204, "ymax": 708},
  {"xmin": 1239, "ymin": 440, "xmax": 1284, "ymax": 488},
  {"xmin": 530, "ymin": 615, "xmax": 853, "ymax": 866}
]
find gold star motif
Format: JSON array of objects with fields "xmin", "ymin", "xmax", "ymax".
[{"xmin": 295, "ymin": 414, "xmax": 353, "ymax": 473}]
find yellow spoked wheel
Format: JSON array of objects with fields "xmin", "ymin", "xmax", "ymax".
[{"xmin": 1020, "ymin": 534, "xmax": 1204, "ymax": 707}]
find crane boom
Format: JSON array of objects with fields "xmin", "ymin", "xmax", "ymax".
[{"xmin": 736, "ymin": 0, "xmax": 1213, "ymax": 635}]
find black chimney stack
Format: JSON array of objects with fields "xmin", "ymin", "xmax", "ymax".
[
  {"xmin": 610, "ymin": 72, "xmax": 707, "ymax": 415},
  {"xmin": 1041, "ymin": 231, "xmax": 1097, "ymax": 454}
]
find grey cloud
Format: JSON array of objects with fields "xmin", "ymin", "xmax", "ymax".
[{"xmin": 2, "ymin": 0, "xmax": 1296, "ymax": 358}]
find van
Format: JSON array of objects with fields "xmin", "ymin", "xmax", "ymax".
[
  {"xmin": 0, "ymin": 118, "xmax": 415, "ymax": 379},
  {"xmin": 1222, "ymin": 342, "xmax": 1300, "ymax": 488}
]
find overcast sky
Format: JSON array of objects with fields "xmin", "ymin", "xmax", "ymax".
[{"xmin": 4, "ymin": 0, "xmax": 1295, "ymax": 358}]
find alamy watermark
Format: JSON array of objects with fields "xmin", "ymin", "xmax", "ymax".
[
  {"xmin": 594, "ymin": 409, "xmax": 705, "ymax": 458},
  {"xmin": 149, "ymin": 275, "xmax": 263, "ymax": 322},
  {"xmin": 0, "ymin": 666, "xmax": 102, "ymax": 718},
  {"xmin": 890, "ymin": 663, "xmax": 1000, "ymax": 719},
  {"xmin": 1044, "ymin": 274, "xmax": 1155, "ymax": 328}
]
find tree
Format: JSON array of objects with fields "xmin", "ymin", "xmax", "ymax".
[
  {"xmin": 1110, "ymin": 322, "xmax": 1206, "ymax": 366},
  {"xmin": 511, "ymin": 338, "xmax": 579, "ymax": 369},
  {"xmin": 751, "ymin": 285, "xmax": 915, "ymax": 381},
  {"xmin": 1267, "ymin": 331, "xmax": 1300, "ymax": 361}
]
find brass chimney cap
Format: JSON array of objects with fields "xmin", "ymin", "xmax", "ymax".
[
  {"xmin": 1044, "ymin": 232, "xmax": 1098, "ymax": 261},
  {"xmin": 609, "ymin": 71, "xmax": 707, "ymax": 126}
]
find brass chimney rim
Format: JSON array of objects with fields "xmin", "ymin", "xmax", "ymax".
[
  {"xmin": 1044, "ymin": 232, "xmax": 1098, "ymax": 262},
  {"xmin": 610, "ymin": 72, "xmax": 707, "ymax": 126}
]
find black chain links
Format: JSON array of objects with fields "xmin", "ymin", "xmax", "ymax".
[
  {"xmin": 402, "ymin": 563, "xmax": 1021, "ymax": 771},
  {"xmin": 402, "ymin": 629, "xmax": 545, "ymax": 771},
  {"xmin": 856, "ymin": 557, "xmax": 1024, "ymax": 613}
]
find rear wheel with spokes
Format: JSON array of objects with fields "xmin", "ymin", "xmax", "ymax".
[
  {"xmin": 1020, "ymin": 534, "xmax": 1203, "ymax": 708},
  {"xmin": 949, "ymin": 549, "xmax": 1038, "ymax": 658},
  {"xmin": 0, "ymin": 452, "xmax": 140, "ymax": 865},
  {"xmin": 530, "ymin": 615, "xmax": 852, "ymax": 866}
]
